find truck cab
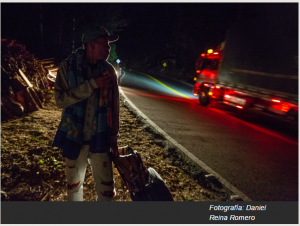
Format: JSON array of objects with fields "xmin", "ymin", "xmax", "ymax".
[{"xmin": 193, "ymin": 43, "xmax": 224, "ymax": 106}]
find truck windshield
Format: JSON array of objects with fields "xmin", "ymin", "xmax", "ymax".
[
  {"xmin": 199, "ymin": 59, "xmax": 212, "ymax": 70},
  {"xmin": 211, "ymin": 59, "xmax": 219, "ymax": 70}
]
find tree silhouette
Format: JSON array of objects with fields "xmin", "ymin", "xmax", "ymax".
[{"xmin": 37, "ymin": 3, "xmax": 129, "ymax": 62}]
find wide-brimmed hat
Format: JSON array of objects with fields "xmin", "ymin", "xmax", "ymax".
[{"xmin": 82, "ymin": 25, "xmax": 119, "ymax": 44}]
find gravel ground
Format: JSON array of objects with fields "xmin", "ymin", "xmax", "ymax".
[{"xmin": 1, "ymin": 92, "xmax": 229, "ymax": 201}]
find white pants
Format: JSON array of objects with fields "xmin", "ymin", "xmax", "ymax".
[{"xmin": 65, "ymin": 145, "xmax": 115, "ymax": 201}]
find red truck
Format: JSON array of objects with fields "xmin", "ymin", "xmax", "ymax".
[
  {"xmin": 193, "ymin": 42, "xmax": 224, "ymax": 106},
  {"xmin": 193, "ymin": 5, "xmax": 298, "ymax": 123}
]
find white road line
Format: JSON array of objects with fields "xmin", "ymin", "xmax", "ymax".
[{"xmin": 119, "ymin": 87, "xmax": 252, "ymax": 201}]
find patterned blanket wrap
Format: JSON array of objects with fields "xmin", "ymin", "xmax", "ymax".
[{"xmin": 52, "ymin": 47, "xmax": 113, "ymax": 160}]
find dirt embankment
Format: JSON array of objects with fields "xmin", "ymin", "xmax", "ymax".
[{"xmin": 1, "ymin": 92, "xmax": 227, "ymax": 201}]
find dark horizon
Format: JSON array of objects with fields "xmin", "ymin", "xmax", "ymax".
[
  {"xmin": 2, "ymin": 3, "xmax": 296, "ymax": 80},
  {"xmin": 1, "ymin": 3, "xmax": 239, "ymax": 59}
]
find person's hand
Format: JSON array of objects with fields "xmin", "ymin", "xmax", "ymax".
[
  {"xmin": 94, "ymin": 74, "xmax": 111, "ymax": 88},
  {"xmin": 110, "ymin": 143, "xmax": 119, "ymax": 157}
]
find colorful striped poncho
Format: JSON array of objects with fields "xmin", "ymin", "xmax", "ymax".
[{"xmin": 52, "ymin": 48, "xmax": 113, "ymax": 160}]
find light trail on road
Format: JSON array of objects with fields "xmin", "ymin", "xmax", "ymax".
[
  {"xmin": 140, "ymin": 72, "xmax": 195, "ymax": 100},
  {"xmin": 122, "ymin": 90, "xmax": 197, "ymax": 103},
  {"xmin": 124, "ymin": 71, "xmax": 297, "ymax": 147},
  {"xmin": 209, "ymin": 107, "xmax": 298, "ymax": 146},
  {"xmin": 120, "ymin": 70, "xmax": 298, "ymax": 201}
]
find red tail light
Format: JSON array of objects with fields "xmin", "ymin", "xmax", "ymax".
[
  {"xmin": 196, "ymin": 70, "xmax": 201, "ymax": 73},
  {"xmin": 194, "ymin": 83, "xmax": 200, "ymax": 88},
  {"xmin": 201, "ymin": 53, "xmax": 205, "ymax": 57},
  {"xmin": 281, "ymin": 105, "xmax": 289, "ymax": 112}
]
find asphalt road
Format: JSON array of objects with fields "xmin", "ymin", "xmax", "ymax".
[{"xmin": 119, "ymin": 69, "xmax": 298, "ymax": 201}]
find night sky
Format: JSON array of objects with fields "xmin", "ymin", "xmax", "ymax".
[
  {"xmin": 1, "ymin": 3, "xmax": 240, "ymax": 73},
  {"xmin": 118, "ymin": 3, "xmax": 239, "ymax": 68}
]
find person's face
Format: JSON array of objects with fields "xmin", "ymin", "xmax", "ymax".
[{"xmin": 92, "ymin": 37, "xmax": 111, "ymax": 60}]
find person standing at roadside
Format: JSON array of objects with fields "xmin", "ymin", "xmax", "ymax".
[{"xmin": 52, "ymin": 25, "xmax": 120, "ymax": 201}]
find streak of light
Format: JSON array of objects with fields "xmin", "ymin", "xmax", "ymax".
[
  {"xmin": 123, "ymin": 90, "xmax": 197, "ymax": 103},
  {"xmin": 209, "ymin": 108, "xmax": 298, "ymax": 146},
  {"xmin": 272, "ymin": 99, "xmax": 281, "ymax": 103},
  {"xmin": 141, "ymin": 73, "xmax": 195, "ymax": 100}
]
